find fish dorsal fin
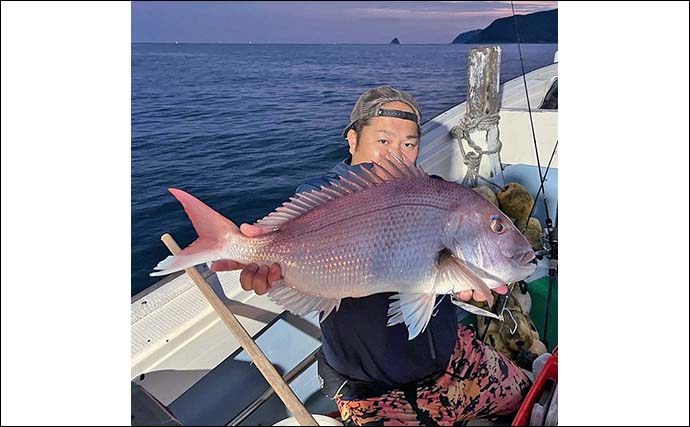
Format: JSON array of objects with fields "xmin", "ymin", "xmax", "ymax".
[{"xmin": 255, "ymin": 153, "xmax": 427, "ymax": 229}]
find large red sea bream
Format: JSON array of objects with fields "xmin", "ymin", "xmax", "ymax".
[{"xmin": 151, "ymin": 155, "xmax": 536, "ymax": 339}]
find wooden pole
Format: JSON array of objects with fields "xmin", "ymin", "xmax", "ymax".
[
  {"xmin": 466, "ymin": 46, "xmax": 501, "ymax": 120},
  {"xmin": 161, "ymin": 233, "xmax": 319, "ymax": 426}
]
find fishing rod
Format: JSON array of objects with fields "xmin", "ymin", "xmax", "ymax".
[
  {"xmin": 510, "ymin": 0, "xmax": 558, "ymax": 350},
  {"xmin": 510, "ymin": 1, "xmax": 552, "ymax": 223},
  {"xmin": 472, "ymin": 2, "xmax": 560, "ymax": 354},
  {"xmin": 523, "ymin": 140, "xmax": 558, "ymax": 235}
]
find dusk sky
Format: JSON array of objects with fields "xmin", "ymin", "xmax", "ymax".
[{"xmin": 132, "ymin": 1, "xmax": 558, "ymax": 44}]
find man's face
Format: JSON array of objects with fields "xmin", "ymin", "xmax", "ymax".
[{"xmin": 347, "ymin": 101, "xmax": 420, "ymax": 166}]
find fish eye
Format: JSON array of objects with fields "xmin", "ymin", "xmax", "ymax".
[{"xmin": 490, "ymin": 218, "xmax": 506, "ymax": 234}]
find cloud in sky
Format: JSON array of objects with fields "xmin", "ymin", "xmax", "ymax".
[{"xmin": 132, "ymin": 1, "xmax": 557, "ymax": 44}]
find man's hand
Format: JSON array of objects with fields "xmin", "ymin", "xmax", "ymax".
[
  {"xmin": 210, "ymin": 223, "xmax": 283, "ymax": 296},
  {"xmin": 455, "ymin": 284, "xmax": 509, "ymax": 303}
]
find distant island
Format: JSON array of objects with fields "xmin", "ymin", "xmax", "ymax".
[
  {"xmin": 452, "ymin": 29, "xmax": 482, "ymax": 44},
  {"xmin": 390, "ymin": 37, "xmax": 400, "ymax": 44},
  {"xmin": 452, "ymin": 9, "xmax": 557, "ymax": 43}
]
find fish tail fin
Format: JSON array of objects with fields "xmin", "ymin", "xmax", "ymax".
[{"xmin": 150, "ymin": 188, "xmax": 242, "ymax": 277}]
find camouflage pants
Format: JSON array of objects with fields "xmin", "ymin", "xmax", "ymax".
[{"xmin": 336, "ymin": 325, "xmax": 531, "ymax": 426}]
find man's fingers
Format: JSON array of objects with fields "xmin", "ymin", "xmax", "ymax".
[
  {"xmin": 240, "ymin": 223, "xmax": 271, "ymax": 238},
  {"xmin": 211, "ymin": 260, "xmax": 243, "ymax": 272},
  {"xmin": 494, "ymin": 285, "xmax": 509, "ymax": 295},
  {"xmin": 240, "ymin": 264, "xmax": 259, "ymax": 291},
  {"xmin": 238, "ymin": 262, "xmax": 279, "ymax": 295},
  {"xmin": 253, "ymin": 265, "xmax": 270, "ymax": 295},
  {"xmin": 268, "ymin": 263, "xmax": 282, "ymax": 285},
  {"xmin": 457, "ymin": 290, "xmax": 473, "ymax": 302},
  {"xmin": 472, "ymin": 291, "xmax": 487, "ymax": 302}
]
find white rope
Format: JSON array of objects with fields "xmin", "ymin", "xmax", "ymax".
[{"xmin": 451, "ymin": 112, "xmax": 503, "ymax": 187}]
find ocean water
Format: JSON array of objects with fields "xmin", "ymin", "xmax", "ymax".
[{"xmin": 132, "ymin": 43, "xmax": 557, "ymax": 296}]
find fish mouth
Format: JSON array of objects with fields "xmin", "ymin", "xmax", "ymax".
[
  {"xmin": 511, "ymin": 248, "xmax": 538, "ymax": 272},
  {"xmin": 460, "ymin": 255, "xmax": 536, "ymax": 287},
  {"xmin": 511, "ymin": 250, "xmax": 536, "ymax": 266}
]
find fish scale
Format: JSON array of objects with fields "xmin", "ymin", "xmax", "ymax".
[{"xmin": 245, "ymin": 178, "xmax": 450, "ymax": 299}]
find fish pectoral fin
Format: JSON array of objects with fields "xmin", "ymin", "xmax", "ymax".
[
  {"xmin": 267, "ymin": 282, "xmax": 340, "ymax": 322},
  {"xmin": 387, "ymin": 293, "xmax": 437, "ymax": 341},
  {"xmin": 435, "ymin": 252, "xmax": 494, "ymax": 307}
]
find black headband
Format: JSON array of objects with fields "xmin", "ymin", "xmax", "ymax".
[
  {"xmin": 376, "ymin": 108, "xmax": 419, "ymax": 123},
  {"xmin": 342, "ymin": 107, "xmax": 420, "ymax": 138}
]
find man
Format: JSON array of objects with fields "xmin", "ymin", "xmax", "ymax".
[{"xmin": 212, "ymin": 86, "xmax": 530, "ymax": 425}]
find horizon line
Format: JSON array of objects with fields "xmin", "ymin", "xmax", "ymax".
[{"xmin": 132, "ymin": 41, "xmax": 558, "ymax": 45}]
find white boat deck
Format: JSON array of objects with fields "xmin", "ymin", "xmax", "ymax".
[{"xmin": 132, "ymin": 267, "xmax": 287, "ymax": 405}]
